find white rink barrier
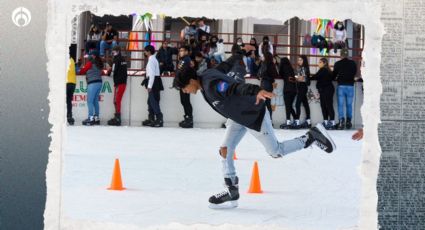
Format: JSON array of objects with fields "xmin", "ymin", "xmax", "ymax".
[{"xmin": 71, "ymin": 75, "xmax": 363, "ymax": 128}]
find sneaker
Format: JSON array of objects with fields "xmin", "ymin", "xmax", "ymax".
[
  {"xmin": 346, "ymin": 118, "xmax": 352, "ymax": 130},
  {"xmin": 337, "ymin": 118, "xmax": 345, "ymax": 130},
  {"xmin": 179, "ymin": 115, "xmax": 193, "ymax": 128},
  {"xmin": 67, "ymin": 117, "xmax": 75, "ymax": 125},
  {"xmin": 82, "ymin": 116, "xmax": 95, "ymax": 126},
  {"xmin": 142, "ymin": 114, "xmax": 155, "ymax": 126},
  {"xmin": 93, "ymin": 115, "xmax": 100, "ymax": 125},
  {"xmin": 280, "ymin": 120, "xmax": 292, "ymax": 129},
  {"xmin": 151, "ymin": 114, "xmax": 163, "ymax": 128},
  {"xmin": 299, "ymin": 121, "xmax": 310, "ymax": 129},
  {"xmin": 327, "ymin": 120, "xmax": 337, "ymax": 130},
  {"xmin": 304, "ymin": 123, "xmax": 336, "ymax": 153},
  {"xmin": 107, "ymin": 113, "xmax": 121, "ymax": 126},
  {"xmin": 208, "ymin": 177, "xmax": 239, "ymax": 209},
  {"xmin": 290, "ymin": 120, "xmax": 301, "ymax": 129}
]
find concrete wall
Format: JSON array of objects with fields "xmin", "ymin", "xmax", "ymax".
[{"xmin": 71, "ymin": 75, "xmax": 363, "ymax": 128}]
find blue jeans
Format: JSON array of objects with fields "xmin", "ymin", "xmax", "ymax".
[
  {"xmin": 100, "ymin": 40, "xmax": 118, "ymax": 56},
  {"xmin": 148, "ymin": 89, "xmax": 162, "ymax": 116},
  {"xmin": 213, "ymin": 54, "xmax": 223, "ymax": 64},
  {"xmin": 220, "ymin": 110, "xmax": 306, "ymax": 179},
  {"xmin": 337, "ymin": 85, "xmax": 354, "ymax": 119},
  {"xmin": 247, "ymin": 57, "xmax": 257, "ymax": 75},
  {"xmin": 87, "ymin": 82, "xmax": 102, "ymax": 117}
]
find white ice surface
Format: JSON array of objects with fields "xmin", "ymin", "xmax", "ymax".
[{"xmin": 62, "ymin": 126, "xmax": 362, "ymax": 230}]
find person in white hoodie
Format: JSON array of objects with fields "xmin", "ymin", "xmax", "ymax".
[
  {"xmin": 142, "ymin": 45, "xmax": 164, "ymax": 127},
  {"xmin": 258, "ymin": 36, "xmax": 274, "ymax": 60},
  {"xmin": 208, "ymin": 35, "xmax": 225, "ymax": 63}
]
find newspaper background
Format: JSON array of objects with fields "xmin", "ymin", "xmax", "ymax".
[{"xmin": 378, "ymin": 0, "xmax": 425, "ymax": 228}]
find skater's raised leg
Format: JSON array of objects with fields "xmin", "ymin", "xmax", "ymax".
[{"xmin": 249, "ymin": 110, "xmax": 307, "ymax": 158}]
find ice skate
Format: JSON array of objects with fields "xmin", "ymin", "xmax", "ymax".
[
  {"xmin": 304, "ymin": 123, "xmax": 336, "ymax": 153},
  {"xmin": 208, "ymin": 177, "xmax": 239, "ymax": 209}
]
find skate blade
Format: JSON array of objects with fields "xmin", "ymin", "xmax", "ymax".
[
  {"xmin": 208, "ymin": 200, "xmax": 238, "ymax": 209},
  {"xmin": 315, "ymin": 123, "xmax": 337, "ymax": 153}
]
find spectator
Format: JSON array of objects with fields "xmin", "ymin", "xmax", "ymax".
[
  {"xmin": 106, "ymin": 46, "xmax": 128, "ymax": 126},
  {"xmin": 234, "ymin": 39, "xmax": 250, "ymax": 73},
  {"xmin": 279, "ymin": 57, "xmax": 297, "ymax": 129},
  {"xmin": 188, "ymin": 34, "xmax": 201, "ymax": 59},
  {"xmin": 235, "ymin": 37, "xmax": 245, "ymax": 49},
  {"xmin": 66, "ymin": 55, "xmax": 77, "ymax": 125},
  {"xmin": 314, "ymin": 57, "xmax": 336, "ymax": 130},
  {"xmin": 259, "ymin": 52, "xmax": 278, "ymax": 119},
  {"xmin": 333, "ymin": 48, "xmax": 357, "ymax": 130},
  {"xmin": 195, "ymin": 53, "xmax": 208, "ymax": 76},
  {"xmin": 333, "ymin": 21, "xmax": 347, "ymax": 53},
  {"xmin": 141, "ymin": 45, "xmax": 164, "ymax": 127},
  {"xmin": 181, "ymin": 20, "xmax": 198, "ymax": 41},
  {"xmin": 259, "ymin": 36, "xmax": 273, "ymax": 60},
  {"xmin": 176, "ymin": 46, "xmax": 194, "ymax": 128},
  {"xmin": 100, "ymin": 22, "xmax": 119, "ymax": 57},
  {"xmin": 156, "ymin": 40, "xmax": 178, "ymax": 75},
  {"xmin": 249, "ymin": 37, "xmax": 260, "ymax": 57},
  {"xmin": 85, "ymin": 24, "xmax": 101, "ymax": 54},
  {"xmin": 294, "ymin": 55, "xmax": 311, "ymax": 129},
  {"xmin": 246, "ymin": 38, "xmax": 260, "ymax": 76},
  {"xmin": 199, "ymin": 34, "xmax": 210, "ymax": 58},
  {"xmin": 78, "ymin": 50, "xmax": 103, "ymax": 126},
  {"xmin": 208, "ymin": 35, "xmax": 225, "ymax": 63},
  {"xmin": 197, "ymin": 17, "xmax": 210, "ymax": 34}
]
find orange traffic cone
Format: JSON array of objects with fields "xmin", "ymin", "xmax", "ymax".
[
  {"xmin": 108, "ymin": 158, "xmax": 125, "ymax": 191},
  {"xmin": 233, "ymin": 152, "xmax": 238, "ymax": 160},
  {"xmin": 248, "ymin": 161, "xmax": 262, "ymax": 193}
]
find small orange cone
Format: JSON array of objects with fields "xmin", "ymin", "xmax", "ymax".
[
  {"xmin": 108, "ymin": 158, "xmax": 125, "ymax": 191},
  {"xmin": 233, "ymin": 152, "xmax": 238, "ymax": 160},
  {"xmin": 248, "ymin": 161, "xmax": 262, "ymax": 193}
]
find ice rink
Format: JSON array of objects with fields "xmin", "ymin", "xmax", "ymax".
[{"xmin": 62, "ymin": 126, "xmax": 362, "ymax": 230}]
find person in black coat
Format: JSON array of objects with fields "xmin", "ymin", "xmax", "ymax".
[
  {"xmin": 171, "ymin": 54, "xmax": 336, "ymax": 209},
  {"xmin": 106, "ymin": 46, "xmax": 128, "ymax": 126},
  {"xmin": 259, "ymin": 52, "xmax": 278, "ymax": 119},
  {"xmin": 156, "ymin": 40, "xmax": 178, "ymax": 75},
  {"xmin": 176, "ymin": 45, "xmax": 195, "ymax": 128},
  {"xmin": 279, "ymin": 57, "xmax": 297, "ymax": 129},
  {"xmin": 333, "ymin": 48, "xmax": 357, "ymax": 130},
  {"xmin": 314, "ymin": 58, "xmax": 336, "ymax": 130},
  {"xmin": 294, "ymin": 55, "xmax": 311, "ymax": 129}
]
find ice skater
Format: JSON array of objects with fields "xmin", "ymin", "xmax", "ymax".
[{"xmin": 172, "ymin": 53, "xmax": 336, "ymax": 209}]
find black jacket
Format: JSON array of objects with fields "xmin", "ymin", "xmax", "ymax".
[
  {"xmin": 199, "ymin": 59, "xmax": 265, "ymax": 132},
  {"xmin": 295, "ymin": 66, "xmax": 311, "ymax": 86},
  {"xmin": 112, "ymin": 54, "xmax": 128, "ymax": 86},
  {"xmin": 279, "ymin": 62, "xmax": 297, "ymax": 94},
  {"xmin": 333, "ymin": 58, "xmax": 357, "ymax": 86},
  {"xmin": 156, "ymin": 46, "xmax": 178, "ymax": 72},
  {"xmin": 260, "ymin": 61, "xmax": 278, "ymax": 83},
  {"xmin": 315, "ymin": 68, "xmax": 334, "ymax": 91}
]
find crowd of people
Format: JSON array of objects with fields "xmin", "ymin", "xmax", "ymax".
[{"xmin": 66, "ymin": 18, "xmax": 359, "ymax": 130}]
